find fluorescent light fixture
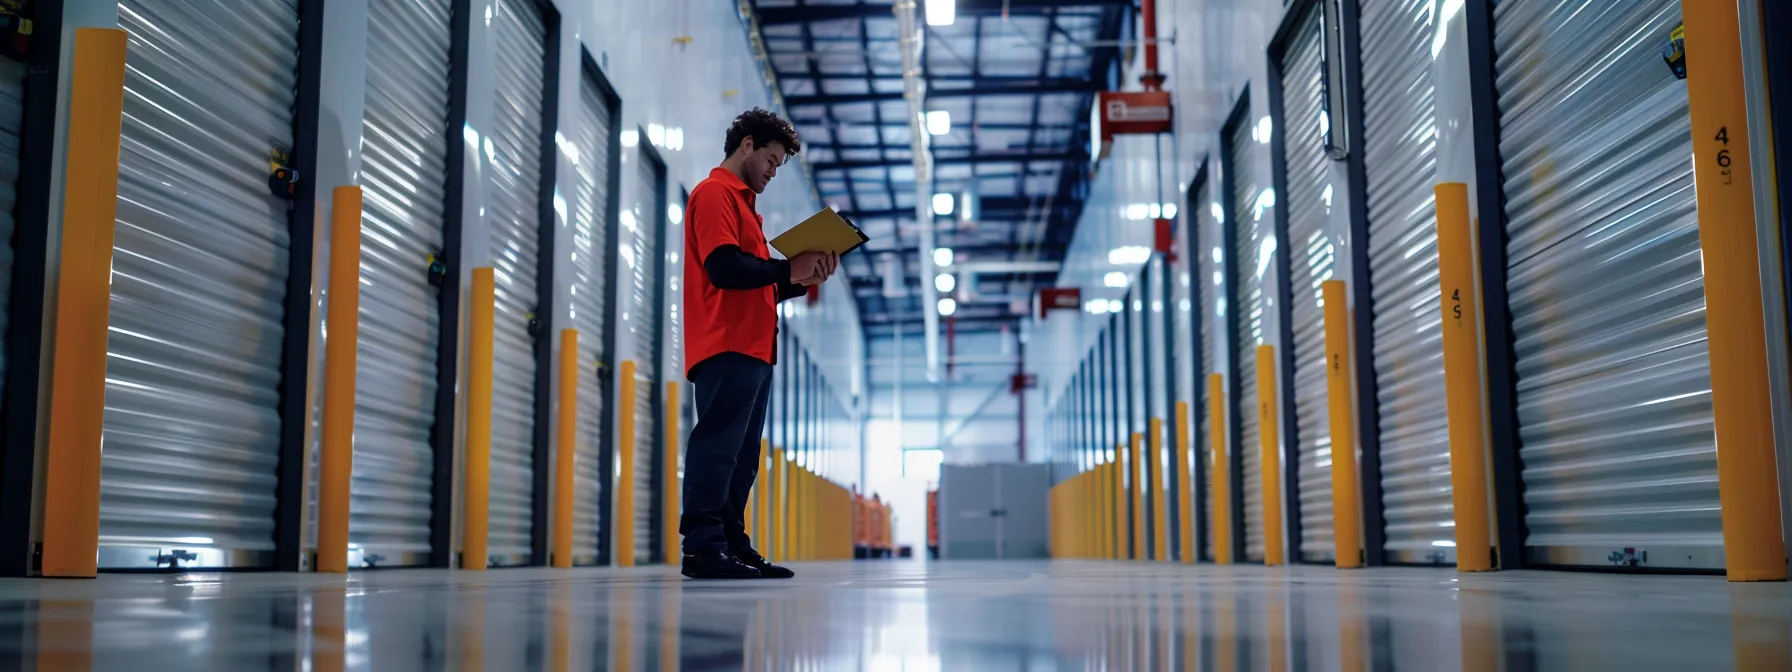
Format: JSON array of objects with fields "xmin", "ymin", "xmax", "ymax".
[
  {"xmin": 1107, "ymin": 245, "xmax": 1151, "ymax": 266},
  {"xmin": 1211, "ymin": 202, "xmax": 1225, "ymax": 223},
  {"xmin": 935, "ymin": 273, "xmax": 956, "ymax": 293},
  {"xmin": 926, "ymin": 110, "xmax": 952, "ymax": 136},
  {"xmin": 620, "ymin": 129, "xmax": 639, "ymax": 147},
  {"xmin": 937, "ymin": 297, "xmax": 958, "ymax": 316},
  {"xmin": 1084, "ymin": 299, "xmax": 1110, "ymax": 314},
  {"xmin": 668, "ymin": 203, "xmax": 684, "ymax": 224},
  {"xmin": 1107, "ymin": 299, "xmax": 1123, "ymax": 313},
  {"xmin": 1255, "ymin": 115, "xmax": 1274, "ymax": 144},
  {"xmin": 1163, "ymin": 203, "xmax": 1179, "ymax": 219},
  {"xmin": 925, "ymin": 0, "xmax": 955, "ymax": 26},
  {"xmin": 647, "ymin": 123, "xmax": 666, "ymax": 147},
  {"xmin": 932, "ymin": 192, "xmax": 955, "ymax": 216},
  {"xmin": 1104, "ymin": 272, "xmax": 1129, "ymax": 288},
  {"xmin": 934, "ymin": 247, "xmax": 955, "ymax": 267}
]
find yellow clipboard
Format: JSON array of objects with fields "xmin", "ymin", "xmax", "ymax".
[{"xmin": 768, "ymin": 208, "xmax": 870, "ymax": 258}]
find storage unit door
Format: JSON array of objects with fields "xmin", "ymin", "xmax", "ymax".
[
  {"xmin": 627, "ymin": 150, "xmax": 666, "ymax": 564},
  {"xmin": 1226, "ymin": 113, "xmax": 1266, "ymax": 563},
  {"xmin": 352, "ymin": 0, "xmax": 454, "ymax": 567},
  {"xmin": 1281, "ymin": 10, "xmax": 1336, "ymax": 564},
  {"xmin": 0, "ymin": 57, "xmax": 22, "ymax": 401},
  {"xmin": 1193, "ymin": 179, "xmax": 1215, "ymax": 562},
  {"xmin": 486, "ymin": 0, "xmax": 548, "ymax": 566},
  {"xmin": 570, "ymin": 74, "xmax": 616, "ymax": 564},
  {"xmin": 1359, "ymin": 0, "xmax": 1451, "ymax": 565},
  {"xmin": 1495, "ymin": 0, "xmax": 1719, "ymax": 570},
  {"xmin": 100, "ymin": 0, "xmax": 301, "ymax": 568}
]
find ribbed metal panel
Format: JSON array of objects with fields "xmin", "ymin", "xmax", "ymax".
[
  {"xmin": 99, "ymin": 0, "xmax": 299, "ymax": 566},
  {"xmin": 1494, "ymin": 0, "xmax": 1718, "ymax": 570},
  {"xmin": 0, "ymin": 58, "xmax": 20, "ymax": 403},
  {"xmin": 628, "ymin": 150, "xmax": 665, "ymax": 564},
  {"xmin": 486, "ymin": 0, "xmax": 547, "ymax": 565},
  {"xmin": 569, "ymin": 73, "xmax": 615, "ymax": 564},
  {"xmin": 1282, "ymin": 12, "xmax": 1336, "ymax": 563},
  {"xmin": 1227, "ymin": 112, "xmax": 1265, "ymax": 563},
  {"xmin": 351, "ymin": 0, "xmax": 453, "ymax": 566},
  {"xmin": 1194, "ymin": 179, "xmax": 1214, "ymax": 562},
  {"xmin": 1358, "ymin": 0, "xmax": 1451, "ymax": 565}
]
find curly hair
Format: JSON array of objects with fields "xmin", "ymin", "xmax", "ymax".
[{"xmin": 724, "ymin": 108, "xmax": 802, "ymax": 158}]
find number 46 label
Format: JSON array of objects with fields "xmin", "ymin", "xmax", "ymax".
[{"xmin": 1716, "ymin": 127, "xmax": 1734, "ymax": 186}]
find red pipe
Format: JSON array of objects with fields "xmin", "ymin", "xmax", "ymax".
[{"xmin": 1141, "ymin": 0, "xmax": 1165, "ymax": 91}]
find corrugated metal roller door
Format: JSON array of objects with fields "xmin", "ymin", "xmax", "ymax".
[
  {"xmin": 1359, "ymin": 0, "xmax": 1452, "ymax": 565},
  {"xmin": 1281, "ymin": 10, "xmax": 1335, "ymax": 563},
  {"xmin": 569, "ymin": 73, "xmax": 615, "ymax": 564},
  {"xmin": 628, "ymin": 150, "xmax": 666, "ymax": 564},
  {"xmin": 1194, "ymin": 179, "xmax": 1214, "ymax": 562},
  {"xmin": 1226, "ymin": 113, "xmax": 1265, "ymax": 563},
  {"xmin": 486, "ymin": 0, "xmax": 547, "ymax": 566},
  {"xmin": 1495, "ymin": 0, "xmax": 1719, "ymax": 570},
  {"xmin": 352, "ymin": 0, "xmax": 454, "ymax": 567},
  {"xmin": 0, "ymin": 58, "xmax": 21, "ymax": 401},
  {"xmin": 99, "ymin": 0, "xmax": 300, "ymax": 567}
]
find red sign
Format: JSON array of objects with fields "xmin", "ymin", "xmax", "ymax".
[
  {"xmin": 1099, "ymin": 91, "xmax": 1173, "ymax": 139},
  {"xmin": 1154, "ymin": 218, "xmax": 1176, "ymax": 262},
  {"xmin": 1037, "ymin": 287, "xmax": 1082, "ymax": 319},
  {"xmin": 1010, "ymin": 373, "xmax": 1038, "ymax": 393}
]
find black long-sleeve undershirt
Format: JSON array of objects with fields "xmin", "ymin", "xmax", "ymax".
[{"xmin": 703, "ymin": 245, "xmax": 808, "ymax": 302}]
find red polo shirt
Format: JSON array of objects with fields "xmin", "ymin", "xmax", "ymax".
[{"xmin": 683, "ymin": 167, "xmax": 779, "ymax": 377}]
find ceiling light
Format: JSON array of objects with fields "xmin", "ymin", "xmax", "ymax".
[
  {"xmin": 932, "ymin": 192, "xmax": 955, "ymax": 216},
  {"xmin": 1084, "ymin": 299, "xmax": 1110, "ymax": 315},
  {"xmin": 935, "ymin": 273, "xmax": 956, "ymax": 293},
  {"xmin": 937, "ymin": 297, "xmax": 958, "ymax": 316},
  {"xmin": 1107, "ymin": 245, "xmax": 1151, "ymax": 266},
  {"xmin": 1163, "ymin": 203, "xmax": 1179, "ymax": 219},
  {"xmin": 1107, "ymin": 299, "xmax": 1123, "ymax": 313},
  {"xmin": 620, "ymin": 129, "xmax": 639, "ymax": 147},
  {"xmin": 926, "ymin": 110, "xmax": 952, "ymax": 136},
  {"xmin": 1104, "ymin": 272, "xmax": 1129, "ymax": 288},
  {"xmin": 933, "ymin": 247, "xmax": 954, "ymax": 268},
  {"xmin": 925, "ymin": 0, "xmax": 955, "ymax": 26},
  {"xmin": 1211, "ymin": 202, "xmax": 1225, "ymax": 223}
]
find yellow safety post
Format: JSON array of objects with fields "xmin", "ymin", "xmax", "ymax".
[
  {"xmin": 1683, "ymin": 2, "xmax": 1788, "ymax": 582},
  {"xmin": 616, "ymin": 359, "xmax": 637, "ymax": 567},
  {"xmin": 1151, "ymin": 418, "xmax": 1168, "ymax": 561},
  {"xmin": 465, "ymin": 268, "xmax": 496, "ymax": 570},
  {"xmin": 1435, "ymin": 183, "xmax": 1493, "ymax": 573},
  {"xmin": 773, "ymin": 447, "xmax": 788, "ymax": 561},
  {"xmin": 41, "ymin": 28, "xmax": 128, "ymax": 579},
  {"xmin": 1111, "ymin": 460, "xmax": 1120, "ymax": 560},
  {"xmin": 1129, "ymin": 433, "xmax": 1144, "ymax": 560},
  {"xmin": 1176, "ymin": 402, "xmax": 1195, "ymax": 564},
  {"xmin": 1257, "ymin": 346, "xmax": 1284, "ymax": 566},
  {"xmin": 318, "ymin": 186, "xmax": 363, "ymax": 574},
  {"xmin": 1322, "ymin": 280, "xmax": 1364, "ymax": 569},
  {"xmin": 552, "ymin": 329, "xmax": 578, "ymax": 568},
  {"xmin": 313, "ymin": 588, "xmax": 346, "ymax": 672},
  {"xmin": 756, "ymin": 439, "xmax": 770, "ymax": 550},
  {"xmin": 664, "ymin": 381, "xmax": 681, "ymax": 563},
  {"xmin": 1209, "ymin": 374, "xmax": 1232, "ymax": 564}
]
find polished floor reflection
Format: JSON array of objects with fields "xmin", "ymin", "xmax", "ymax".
[{"xmin": 2, "ymin": 560, "xmax": 1787, "ymax": 670}]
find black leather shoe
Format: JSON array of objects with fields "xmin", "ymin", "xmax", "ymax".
[
  {"xmin": 681, "ymin": 551, "xmax": 762, "ymax": 580},
  {"xmin": 736, "ymin": 549, "xmax": 795, "ymax": 579}
]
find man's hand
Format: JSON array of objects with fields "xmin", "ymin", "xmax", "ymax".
[{"xmin": 789, "ymin": 251, "xmax": 840, "ymax": 286}]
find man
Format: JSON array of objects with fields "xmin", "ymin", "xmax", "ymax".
[{"xmin": 680, "ymin": 108, "xmax": 839, "ymax": 579}]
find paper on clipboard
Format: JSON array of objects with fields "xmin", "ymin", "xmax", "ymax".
[{"xmin": 769, "ymin": 208, "xmax": 870, "ymax": 258}]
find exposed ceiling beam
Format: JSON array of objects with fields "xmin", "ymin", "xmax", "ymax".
[
  {"xmin": 813, "ymin": 150, "xmax": 1085, "ymax": 171},
  {"xmin": 756, "ymin": 0, "xmax": 1127, "ymax": 25},
  {"xmin": 785, "ymin": 81, "xmax": 1096, "ymax": 106}
]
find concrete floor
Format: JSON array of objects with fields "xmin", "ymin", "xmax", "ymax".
[{"xmin": 1, "ymin": 560, "xmax": 1786, "ymax": 670}]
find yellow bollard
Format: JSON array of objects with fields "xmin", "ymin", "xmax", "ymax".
[
  {"xmin": 1435, "ymin": 183, "xmax": 1493, "ymax": 573},
  {"xmin": 1257, "ymin": 346, "xmax": 1284, "ymax": 566},
  {"xmin": 1322, "ymin": 281, "xmax": 1364, "ymax": 568},
  {"xmin": 1130, "ymin": 433, "xmax": 1144, "ymax": 560},
  {"xmin": 664, "ymin": 381, "xmax": 682, "ymax": 563},
  {"xmin": 1683, "ymin": 1, "xmax": 1788, "ymax": 582},
  {"xmin": 1151, "ymin": 418, "xmax": 1168, "ymax": 561},
  {"xmin": 616, "ymin": 360, "xmax": 637, "ymax": 567},
  {"xmin": 1209, "ymin": 374, "xmax": 1232, "ymax": 564},
  {"xmin": 317, "ymin": 186, "xmax": 363, "ymax": 574},
  {"xmin": 552, "ymin": 330, "xmax": 578, "ymax": 568},
  {"xmin": 1176, "ymin": 402, "xmax": 1195, "ymax": 564},
  {"xmin": 464, "ymin": 268, "xmax": 496, "ymax": 571}
]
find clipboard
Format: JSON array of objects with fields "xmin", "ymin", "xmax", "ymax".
[{"xmin": 768, "ymin": 207, "xmax": 870, "ymax": 258}]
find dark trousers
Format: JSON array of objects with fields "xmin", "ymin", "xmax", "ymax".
[{"xmin": 680, "ymin": 353, "xmax": 774, "ymax": 554}]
